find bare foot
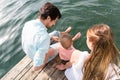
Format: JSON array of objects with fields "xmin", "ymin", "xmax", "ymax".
[
  {"xmin": 72, "ymin": 32, "xmax": 81, "ymax": 41},
  {"xmin": 34, "ymin": 64, "xmax": 45, "ymax": 71}
]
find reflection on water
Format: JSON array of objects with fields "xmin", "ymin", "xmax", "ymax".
[{"xmin": 0, "ymin": 0, "xmax": 120, "ymax": 78}]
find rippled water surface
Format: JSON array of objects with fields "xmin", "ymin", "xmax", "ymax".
[{"xmin": 0, "ymin": 0, "xmax": 120, "ymax": 78}]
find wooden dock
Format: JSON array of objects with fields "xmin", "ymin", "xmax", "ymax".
[{"xmin": 1, "ymin": 55, "xmax": 67, "ymax": 80}]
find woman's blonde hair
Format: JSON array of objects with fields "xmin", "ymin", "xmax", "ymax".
[{"xmin": 83, "ymin": 24, "xmax": 120, "ymax": 80}]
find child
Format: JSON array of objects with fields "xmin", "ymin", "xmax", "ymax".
[
  {"xmin": 44, "ymin": 31, "xmax": 81, "ymax": 70},
  {"xmin": 65, "ymin": 24, "xmax": 120, "ymax": 80}
]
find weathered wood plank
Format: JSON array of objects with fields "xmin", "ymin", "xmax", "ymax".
[
  {"xmin": 15, "ymin": 62, "xmax": 33, "ymax": 80},
  {"xmin": 1, "ymin": 56, "xmax": 32, "ymax": 80},
  {"xmin": 35, "ymin": 63, "xmax": 56, "ymax": 80},
  {"xmin": 35, "ymin": 67, "xmax": 55, "ymax": 80},
  {"xmin": 19, "ymin": 65, "xmax": 42, "ymax": 80},
  {"xmin": 49, "ymin": 69, "xmax": 65, "ymax": 80},
  {"xmin": 1, "ymin": 55, "xmax": 67, "ymax": 80}
]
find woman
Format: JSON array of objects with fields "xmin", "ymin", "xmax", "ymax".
[{"xmin": 65, "ymin": 24, "xmax": 120, "ymax": 80}]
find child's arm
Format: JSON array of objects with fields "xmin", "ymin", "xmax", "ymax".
[
  {"xmin": 64, "ymin": 61, "xmax": 72, "ymax": 69},
  {"xmin": 55, "ymin": 61, "xmax": 72, "ymax": 70},
  {"xmin": 72, "ymin": 32, "xmax": 81, "ymax": 41},
  {"xmin": 64, "ymin": 50, "xmax": 82, "ymax": 69},
  {"xmin": 64, "ymin": 51, "xmax": 80, "ymax": 69}
]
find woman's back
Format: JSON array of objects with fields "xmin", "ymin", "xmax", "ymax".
[{"xmin": 65, "ymin": 50, "xmax": 120, "ymax": 80}]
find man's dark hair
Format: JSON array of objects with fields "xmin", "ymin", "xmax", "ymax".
[{"xmin": 39, "ymin": 2, "xmax": 61, "ymax": 20}]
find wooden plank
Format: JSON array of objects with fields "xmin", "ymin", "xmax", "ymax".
[
  {"xmin": 1, "ymin": 55, "xmax": 67, "ymax": 80},
  {"xmin": 1, "ymin": 56, "xmax": 32, "ymax": 80},
  {"xmin": 49, "ymin": 69, "xmax": 65, "ymax": 80},
  {"xmin": 34, "ymin": 63, "xmax": 56, "ymax": 80},
  {"xmin": 48, "ymin": 56, "xmax": 66, "ymax": 80},
  {"xmin": 15, "ymin": 62, "xmax": 33, "ymax": 80},
  {"xmin": 19, "ymin": 65, "xmax": 42, "ymax": 80}
]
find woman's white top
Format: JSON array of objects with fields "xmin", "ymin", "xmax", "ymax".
[{"xmin": 65, "ymin": 50, "xmax": 120, "ymax": 80}]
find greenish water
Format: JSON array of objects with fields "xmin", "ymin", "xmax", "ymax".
[{"xmin": 0, "ymin": 0, "xmax": 120, "ymax": 78}]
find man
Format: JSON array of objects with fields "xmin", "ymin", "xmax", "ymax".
[{"xmin": 21, "ymin": 2, "xmax": 61, "ymax": 71}]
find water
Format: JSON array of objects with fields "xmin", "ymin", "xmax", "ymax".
[{"xmin": 0, "ymin": 0, "xmax": 120, "ymax": 78}]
